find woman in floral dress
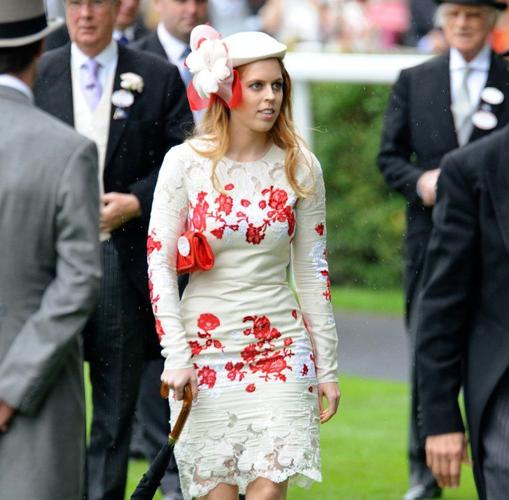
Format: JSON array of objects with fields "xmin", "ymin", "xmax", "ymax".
[{"xmin": 147, "ymin": 25, "xmax": 340, "ymax": 500}]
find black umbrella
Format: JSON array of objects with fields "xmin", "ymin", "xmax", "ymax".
[{"xmin": 131, "ymin": 384, "xmax": 192, "ymax": 500}]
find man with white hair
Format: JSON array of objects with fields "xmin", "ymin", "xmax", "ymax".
[{"xmin": 378, "ymin": 1, "xmax": 509, "ymax": 498}]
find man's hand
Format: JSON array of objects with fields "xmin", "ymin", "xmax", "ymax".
[
  {"xmin": 0, "ymin": 401, "xmax": 15, "ymax": 433},
  {"xmin": 417, "ymin": 168, "xmax": 441, "ymax": 207},
  {"xmin": 100, "ymin": 192, "xmax": 141, "ymax": 233},
  {"xmin": 426, "ymin": 432, "xmax": 470, "ymax": 488}
]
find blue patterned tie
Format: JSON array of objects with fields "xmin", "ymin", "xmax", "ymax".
[{"xmin": 180, "ymin": 46, "xmax": 192, "ymax": 87}]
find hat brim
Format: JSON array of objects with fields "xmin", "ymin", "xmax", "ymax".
[
  {"xmin": 435, "ymin": 0, "xmax": 507, "ymax": 10},
  {"xmin": 0, "ymin": 17, "xmax": 64, "ymax": 48}
]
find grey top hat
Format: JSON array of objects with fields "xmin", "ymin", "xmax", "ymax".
[
  {"xmin": 435, "ymin": 0, "xmax": 507, "ymax": 10},
  {"xmin": 0, "ymin": 0, "xmax": 64, "ymax": 48}
]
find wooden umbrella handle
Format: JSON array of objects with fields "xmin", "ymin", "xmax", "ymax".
[{"xmin": 160, "ymin": 383, "xmax": 193, "ymax": 442}]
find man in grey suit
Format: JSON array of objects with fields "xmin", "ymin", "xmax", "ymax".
[{"xmin": 0, "ymin": 1, "xmax": 101, "ymax": 498}]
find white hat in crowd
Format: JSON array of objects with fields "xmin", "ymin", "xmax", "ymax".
[{"xmin": 185, "ymin": 24, "xmax": 287, "ymax": 111}]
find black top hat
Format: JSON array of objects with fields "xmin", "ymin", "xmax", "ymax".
[
  {"xmin": 0, "ymin": 0, "xmax": 64, "ymax": 48},
  {"xmin": 435, "ymin": 0, "xmax": 507, "ymax": 10}
]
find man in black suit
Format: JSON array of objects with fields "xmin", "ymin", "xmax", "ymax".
[
  {"xmin": 417, "ymin": 124, "xmax": 509, "ymax": 500},
  {"xmin": 34, "ymin": 0, "xmax": 193, "ymax": 498},
  {"xmin": 134, "ymin": 0, "xmax": 208, "ymax": 90},
  {"xmin": 44, "ymin": 0, "xmax": 149, "ymax": 50},
  {"xmin": 377, "ymin": 1, "xmax": 509, "ymax": 498}
]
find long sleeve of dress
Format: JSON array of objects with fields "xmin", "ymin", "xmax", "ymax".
[
  {"xmin": 292, "ymin": 155, "xmax": 339, "ymax": 384},
  {"xmin": 147, "ymin": 146, "xmax": 192, "ymax": 370}
]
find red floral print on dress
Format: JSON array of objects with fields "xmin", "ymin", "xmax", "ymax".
[
  {"xmin": 197, "ymin": 313, "xmax": 220, "ymax": 332},
  {"xmin": 197, "ymin": 365, "xmax": 217, "ymax": 389},
  {"xmin": 245, "ymin": 224, "xmax": 265, "ymax": 245},
  {"xmin": 148, "ymin": 272, "xmax": 160, "ymax": 312},
  {"xmin": 240, "ymin": 315, "xmax": 294, "ymax": 382},
  {"xmin": 321, "ymin": 269, "xmax": 332, "ymax": 302},
  {"xmin": 155, "ymin": 318, "xmax": 165, "ymax": 341},
  {"xmin": 188, "ymin": 313, "xmax": 224, "ymax": 357},
  {"xmin": 147, "ymin": 230, "xmax": 162, "ymax": 255},
  {"xmin": 245, "ymin": 383, "xmax": 256, "ymax": 393},
  {"xmin": 215, "ymin": 193, "xmax": 233, "ymax": 215},
  {"xmin": 268, "ymin": 188, "xmax": 288, "ymax": 210},
  {"xmin": 188, "ymin": 184, "xmax": 296, "ymax": 245},
  {"xmin": 190, "ymin": 191, "xmax": 209, "ymax": 231},
  {"xmin": 291, "ymin": 309, "xmax": 298, "ymax": 320},
  {"xmin": 225, "ymin": 361, "xmax": 247, "ymax": 382},
  {"xmin": 315, "ymin": 223, "xmax": 325, "ymax": 236},
  {"xmin": 189, "ymin": 188, "xmax": 239, "ymax": 240}
]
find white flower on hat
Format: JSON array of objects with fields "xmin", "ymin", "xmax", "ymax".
[
  {"xmin": 120, "ymin": 72, "xmax": 144, "ymax": 93},
  {"xmin": 186, "ymin": 38, "xmax": 231, "ymax": 99}
]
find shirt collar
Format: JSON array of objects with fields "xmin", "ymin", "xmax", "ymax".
[
  {"xmin": 71, "ymin": 39, "xmax": 118, "ymax": 70},
  {"xmin": 0, "ymin": 74, "xmax": 34, "ymax": 102},
  {"xmin": 450, "ymin": 44, "xmax": 491, "ymax": 71},
  {"xmin": 157, "ymin": 22, "xmax": 189, "ymax": 62},
  {"xmin": 113, "ymin": 25, "xmax": 135, "ymax": 42}
]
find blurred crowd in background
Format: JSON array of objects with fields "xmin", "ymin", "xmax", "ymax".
[{"xmin": 45, "ymin": 0, "xmax": 509, "ymax": 54}]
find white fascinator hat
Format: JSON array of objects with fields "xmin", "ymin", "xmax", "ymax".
[{"xmin": 185, "ymin": 25, "xmax": 287, "ymax": 111}]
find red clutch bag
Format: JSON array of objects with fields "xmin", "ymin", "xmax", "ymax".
[{"xmin": 176, "ymin": 231, "xmax": 215, "ymax": 275}]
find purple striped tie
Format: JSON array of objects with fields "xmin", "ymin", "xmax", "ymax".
[{"xmin": 81, "ymin": 59, "xmax": 102, "ymax": 111}]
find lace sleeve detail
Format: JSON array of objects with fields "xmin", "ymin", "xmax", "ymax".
[
  {"xmin": 292, "ymin": 154, "xmax": 338, "ymax": 383},
  {"xmin": 147, "ymin": 145, "xmax": 192, "ymax": 370}
]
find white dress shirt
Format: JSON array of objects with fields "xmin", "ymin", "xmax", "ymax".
[
  {"xmin": 450, "ymin": 44, "xmax": 491, "ymax": 108},
  {"xmin": 0, "ymin": 74, "xmax": 33, "ymax": 102},
  {"xmin": 113, "ymin": 25, "xmax": 135, "ymax": 44},
  {"xmin": 71, "ymin": 40, "xmax": 118, "ymax": 94},
  {"xmin": 157, "ymin": 23, "xmax": 189, "ymax": 77}
]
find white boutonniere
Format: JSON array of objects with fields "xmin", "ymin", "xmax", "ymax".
[
  {"xmin": 120, "ymin": 72, "xmax": 144, "ymax": 93},
  {"xmin": 111, "ymin": 73, "xmax": 144, "ymax": 120},
  {"xmin": 473, "ymin": 87, "xmax": 505, "ymax": 131}
]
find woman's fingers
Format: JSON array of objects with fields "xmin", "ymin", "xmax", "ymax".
[
  {"xmin": 190, "ymin": 376, "xmax": 199, "ymax": 402},
  {"xmin": 318, "ymin": 382, "xmax": 341, "ymax": 423},
  {"xmin": 160, "ymin": 368, "xmax": 197, "ymax": 401}
]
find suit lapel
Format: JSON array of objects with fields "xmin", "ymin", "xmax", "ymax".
[
  {"xmin": 105, "ymin": 44, "xmax": 129, "ymax": 168},
  {"xmin": 47, "ymin": 45, "xmax": 74, "ymax": 126},
  {"xmin": 429, "ymin": 54, "xmax": 459, "ymax": 149},
  {"xmin": 149, "ymin": 32, "xmax": 168, "ymax": 60},
  {"xmin": 470, "ymin": 52, "xmax": 507, "ymax": 142},
  {"xmin": 485, "ymin": 128, "xmax": 509, "ymax": 253}
]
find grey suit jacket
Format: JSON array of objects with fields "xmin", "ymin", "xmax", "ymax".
[{"xmin": 0, "ymin": 85, "xmax": 101, "ymax": 499}]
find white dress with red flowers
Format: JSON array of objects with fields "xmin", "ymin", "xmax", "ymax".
[{"xmin": 147, "ymin": 140, "xmax": 338, "ymax": 499}]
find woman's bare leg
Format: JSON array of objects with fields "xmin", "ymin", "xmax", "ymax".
[
  {"xmin": 245, "ymin": 477, "xmax": 288, "ymax": 500},
  {"xmin": 199, "ymin": 483, "xmax": 239, "ymax": 500}
]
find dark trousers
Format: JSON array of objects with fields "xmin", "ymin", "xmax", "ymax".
[
  {"xmin": 407, "ymin": 257, "xmax": 437, "ymax": 490},
  {"xmin": 481, "ymin": 370, "xmax": 509, "ymax": 500},
  {"xmin": 83, "ymin": 241, "xmax": 146, "ymax": 500}
]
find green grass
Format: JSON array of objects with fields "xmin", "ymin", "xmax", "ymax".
[
  {"xmin": 87, "ymin": 375, "xmax": 476, "ymax": 499},
  {"xmin": 331, "ymin": 286, "xmax": 404, "ymax": 316}
]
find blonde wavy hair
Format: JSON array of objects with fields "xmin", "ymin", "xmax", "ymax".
[{"xmin": 189, "ymin": 59, "xmax": 313, "ymax": 198}]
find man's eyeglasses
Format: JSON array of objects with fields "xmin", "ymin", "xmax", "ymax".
[{"xmin": 66, "ymin": 0, "xmax": 111, "ymax": 9}]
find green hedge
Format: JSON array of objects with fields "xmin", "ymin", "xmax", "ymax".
[{"xmin": 311, "ymin": 83, "xmax": 405, "ymax": 289}]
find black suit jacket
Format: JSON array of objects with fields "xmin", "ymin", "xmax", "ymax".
[
  {"xmin": 131, "ymin": 32, "xmax": 169, "ymax": 62},
  {"xmin": 416, "ymin": 125, "xmax": 509, "ymax": 499},
  {"xmin": 378, "ymin": 51, "xmax": 509, "ymax": 317},
  {"xmin": 34, "ymin": 44, "xmax": 193, "ymax": 302}
]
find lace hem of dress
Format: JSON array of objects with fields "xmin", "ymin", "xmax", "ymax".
[{"xmin": 181, "ymin": 465, "xmax": 322, "ymax": 499}]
